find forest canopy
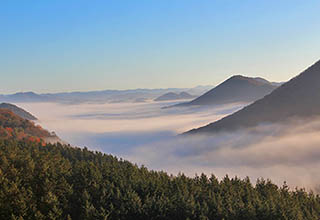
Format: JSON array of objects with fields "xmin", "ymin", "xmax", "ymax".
[{"xmin": 0, "ymin": 139, "xmax": 320, "ymax": 220}]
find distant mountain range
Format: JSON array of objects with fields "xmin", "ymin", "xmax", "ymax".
[
  {"xmin": 0, "ymin": 86, "xmax": 212, "ymax": 104},
  {"xmin": 172, "ymin": 76, "xmax": 280, "ymax": 107},
  {"xmin": 1, "ymin": 92, "xmax": 46, "ymax": 102},
  {"xmin": 0, "ymin": 103, "xmax": 37, "ymax": 120},
  {"xmin": 154, "ymin": 92, "xmax": 195, "ymax": 101},
  {"xmin": 185, "ymin": 60, "xmax": 320, "ymax": 135}
]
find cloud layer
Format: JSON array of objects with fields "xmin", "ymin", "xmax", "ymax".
[{"xmin": 16, "ymin": 101, "xmax": 320, "ymax": 191}]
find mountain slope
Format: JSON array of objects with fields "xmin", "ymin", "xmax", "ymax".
[
  {"xmin": 0, "ymin": 103, "xmax": 37, "ymax": 120},
  {"xmin": 154, "ymin": 92, "xmax": 194, "ymax": 101},
  {"xmin": 186, "ymin": 60, "xmax": 320, "ymax": 134},
  {"xmin": 176, "ymin": 75, "xmax": 277, "ymax": 107},
  {"xmin": 0, "ymin": 109, "xmax": 56, "ymax": 143}
]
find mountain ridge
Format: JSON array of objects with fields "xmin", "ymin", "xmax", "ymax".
[
  {"xmin": 185, "ymin": 60, "xmax": 320, "ymax": 135},
  {"xmin": 172, "ymin": 75, "xmax": 278, "ymax": 107},
  {"xmin": 0, "ymin": 86, "xmax": 212, "ymax": 104}
]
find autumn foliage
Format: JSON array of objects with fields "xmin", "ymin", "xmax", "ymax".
[{"xmin": 0, "ymin": 109, "xmax": 51, "ymax": 145}]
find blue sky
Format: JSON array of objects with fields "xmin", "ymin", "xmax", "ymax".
[{"xmin": 1, "ymin": 0, "xmax": 320, "ymax": 94}]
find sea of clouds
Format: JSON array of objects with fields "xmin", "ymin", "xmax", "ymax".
[{"xmin": 16, "ymin": 101, "xmax": 320, "ymax": 191}]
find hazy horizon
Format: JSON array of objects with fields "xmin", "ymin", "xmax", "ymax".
[{"xmin": 0, "ymin": 84, "xmax": 213, "ymax": 95}]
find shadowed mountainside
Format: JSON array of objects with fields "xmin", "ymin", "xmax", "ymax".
[
  {"xmin": 186, "ymin": 60, "xmax": 320, "ymax": 135},
  {"xmin": 173, "ymin": 76, "xmax": 278, "ymax": 107}
]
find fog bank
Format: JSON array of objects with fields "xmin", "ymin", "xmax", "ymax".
[{"xmin": 15, "ymin": 101, "xmax": 320, "ymax": 190}]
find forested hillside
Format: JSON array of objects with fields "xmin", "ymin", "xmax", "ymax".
[
  {"xmin": 0, "ymin": 140, "xmax": 319, "ymax": 220},
  {"xmin": 0, "ymin": 109, "xmax": 52, "ymax": 144},
  {"xmin": 0, "ymin": 103, "xmax": 37, "ymax": 120}
]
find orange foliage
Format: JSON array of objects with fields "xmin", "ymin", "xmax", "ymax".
[
  {"xmin": 0, "ymin": 109, "xmax": 52, "ymax": 145},
  {"xmin": 5, "ymin": 127, "xmax": 13, "ymax": 136}
]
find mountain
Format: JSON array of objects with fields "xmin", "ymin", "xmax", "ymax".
[
  {"xmin": 0, "ymin": 108, "xmax": 57, "ymax": 144},
  {"xmin": 154, "ymin": 92, "xmax": 195, "ymax": 101},
  {"xmin": 2, "ymin": 92, "xmax": 50, "ymax": 102},
  {"xmin": 253, "ymin": 77, "xmax": 284, "ymax": 86},
  {"xmin": 0, "ymin": 87, "xmax": 211, "ymax": 104},
  {"xmin": 185, "ymin": 60, "xmax": 320, "ymax": 135},
  {"xmin": 176, "ymin": 75, "xmax": 278, "ymax": 107},
  {"xmin": 0, "ymin": 103, "xmax": 37, "ymax": 120}
]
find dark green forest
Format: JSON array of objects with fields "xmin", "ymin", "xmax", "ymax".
[{"xmin": 1, "ymin": 140, "xmax": 320, "ymax": 220}]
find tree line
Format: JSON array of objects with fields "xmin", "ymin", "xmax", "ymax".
[{"xmin": 0, "ymin": 139, "xmax": 320, "ymax": 219}]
